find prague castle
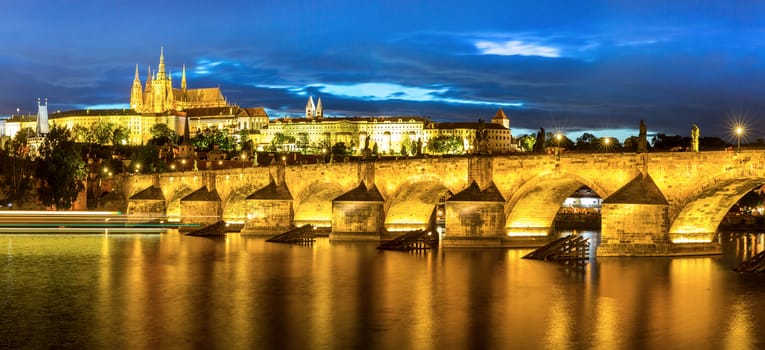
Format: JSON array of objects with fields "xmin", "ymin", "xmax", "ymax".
[
  {"xmin": 130, "ymin": 48, "xmax": 227, "ymax": 113},
  {"xmin": 3, "ymin": 49, "xmax": 515, "ymax": 155}
]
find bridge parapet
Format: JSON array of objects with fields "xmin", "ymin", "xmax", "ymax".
[{"xmin": 108, "ymin": 151, "xmax": 765, "ymax": 255}]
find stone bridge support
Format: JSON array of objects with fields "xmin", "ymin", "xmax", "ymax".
[{"xmin": 108, "ymin": 151, "xmax": 765, "ymax": 256}]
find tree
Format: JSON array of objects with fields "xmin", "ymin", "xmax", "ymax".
[
  {"xmin": 296, "ymin": 133, "xmax": 309, "ymax": 154},
  {"xmin": 651, "ymin": 134, "xmax": 688, "ymax": 151},
  {"xmin": 426, "ymin": 135, "xmax": 464, "ymax": 155},
  {"xmin": 0, "ymin": 128, "xmax": 36, "ymax": 206},
  {"xmin": 112, "ymin": 126, "xmax": 130, "ymax": 146},
  {"xmin": 331, "ymin": 142, "xmax": 349, "ymax": 155},
  {"xmin": 517, "ymin": 134, "xmax": 536, "ymax": 152},
  {"xmin": 269, "ymin": 132, "xmax": 295, "ymax": 152},
  {"xmin": 91, "ymin": 120, "xmax": 115, "ymax": 145},
  {"xmin": 576, "ymin": 133, "xmax": 598, "ymax": 150},
  {"xmin": 36, "ymin": 125, "xmax": 86, "ymax": 210},
  {"xmin": 150, "ymin": 123, "xmax": 176, "ymax": 147},
  {"xmin": 130, "ymin": 144, "xmax": 165, "ymax": 173},
  {"xmin": 623, "ymin": 136, "xmax": 639, "ymax": 152}
]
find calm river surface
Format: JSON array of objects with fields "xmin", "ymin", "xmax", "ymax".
[{"xmin": 1, "ymin": 231, "xmax": 764, "ymax": 350}]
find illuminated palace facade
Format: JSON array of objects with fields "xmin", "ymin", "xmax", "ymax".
[{"xmin": 3, "ymin": 50, "xmax": 515, "ymax": 154}]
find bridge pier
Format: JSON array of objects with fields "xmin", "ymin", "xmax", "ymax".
[
  {"xmin": 330, "ymin": 182, "xmax": 384, "ymax": 241},
  {"xmin": 180, "ymin": 173, "xmax": 222, "ymax": 230},
  {"xmin": 127, "ymin": 175, "xmax": 167, "ymax": 223},
  {"xmin": 240, "ymin": 176, "xmax": 293, "ymax": 235},
  {"xmin": 442, "ymin": 181, "xmax": 507, "ymax": 247},
  {"xmin": 597, "ymin": 174, "xmax": 720, "ymax": 256}
]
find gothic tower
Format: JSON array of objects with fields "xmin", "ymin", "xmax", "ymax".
[
  {"xmin": 306, "ymin": 96, "xmax": 315, "ymax": 119},
  {"xmin": 151, "ymin": 47, "xmax": 175, "ymax": 113},
  {"xmin": 143, "ymin": 67, "xmax": 153, "ymax": 112},
  {"xmin": 130, "ymin": 64, "xmax": 143, "ymax": 111},
  {"xmin": 315, "ymin": 97, "xmax": 323, "ymax": 119},
  {"xmin": 492, "ymin": 108, "xmax": 510, "ymax": 129},
  {"xmin": 181, "ymin": 64, "xmax": 187, "ymax": 92}
]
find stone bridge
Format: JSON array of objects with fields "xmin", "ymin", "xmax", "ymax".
[{"xmin": 110, "ymin": 151, "xmax": 765, "ymax": 256}]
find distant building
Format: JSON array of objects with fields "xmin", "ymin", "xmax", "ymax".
[
  {"xmin": 3, "ymin": 50, "xmax": 517, "ymax": 156},
  {"xmin": 130, "ymin": 48, "xmax": 228, "ymax": 113},
  {"xmin": 560, "ymin": 186, "xmax": 602, "ymax": 213}
]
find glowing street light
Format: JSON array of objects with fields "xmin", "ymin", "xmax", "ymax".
[
  {"xmin": 134, "ymin": 163, "xmax": 141, "ymax": 173},
  {"xmin": 736, "ymin": 126, "xmax": 744, "ymax": 152},
  {"xmin": 555, "ymin": 133, "xmax": 562, "ymax": 156}
]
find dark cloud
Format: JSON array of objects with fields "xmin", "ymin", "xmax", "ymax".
[{"xmin": 1, "ymin": 1, "xmax": 765, "ymax": 139}]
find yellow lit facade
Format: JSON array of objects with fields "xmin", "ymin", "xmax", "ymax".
[{"xmin": 4, "ymin": 50, "xmax": 514, "ymax": 153}]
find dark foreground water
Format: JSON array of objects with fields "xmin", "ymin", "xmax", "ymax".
[{"xmin": 1, "ymin": 231, "xmax": 764, "ymax": 350}]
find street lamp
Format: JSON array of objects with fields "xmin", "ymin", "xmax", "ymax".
[
  {"xmin": 555, "ymin": 133, "xmax": 562, "ymax": 156},
  {"xmin": 736, "ymin": 126, "xmax": 744, "ymax": 152},
  {"xmin": 134, "ymin": 163, "xmax": 141, "ymax": 174}
]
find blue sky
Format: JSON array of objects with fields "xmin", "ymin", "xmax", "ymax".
[{"xmin": 1, "ymin": 0, "xmax": 765, "ymax": 141}]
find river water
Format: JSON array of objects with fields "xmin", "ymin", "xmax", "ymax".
[{"xmin": 1, "ymin": 231, "xmax": 764, "ymax": 350}]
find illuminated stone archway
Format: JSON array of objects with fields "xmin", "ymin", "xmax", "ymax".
[
  {"xmin": 504, "ymin": 172, "xmax": 609, "ymax": 236},
  {"xmin": 669, "ymin": 177, "xmax": 765, "ymax": 242},
  {"xmin": 293, "ymin": 181, "xmax": 345, "ymax": 227},
  {"xmin": 384, "ymin": 179, "xmax": 451, "ymax": 232},
  {"xmin": 166, "ymin": 186, "xmax": 194, "ymax": 223},
  {"xmin": 222, "ymin": 184, "xmax": 260, "ymax": 224}
]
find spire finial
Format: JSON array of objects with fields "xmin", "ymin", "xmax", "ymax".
[
  {"xmin": 181, "ymin": 64, "xmax": 187, "ymax": 91},
  {"xmin": 158, "ymin": 46, "xmax": 166, "ymax": 76}
]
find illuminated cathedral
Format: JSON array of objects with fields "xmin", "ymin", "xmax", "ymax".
[{"xmin": 130, "ymin": 48, "xmax": 229, "ymax": 113}]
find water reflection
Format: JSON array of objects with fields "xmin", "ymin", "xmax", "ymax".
[{"xmin": 1, "ymin": 232, "xmax": 764, "ymax": 349}]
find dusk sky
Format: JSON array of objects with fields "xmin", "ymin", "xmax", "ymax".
[{"xmin": 2, "ymin": 0, "xmax": 765, "ymax": 141}]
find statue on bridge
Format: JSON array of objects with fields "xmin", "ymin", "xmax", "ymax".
[
  {"xmin": 474, "ymin": 119, "xmax": 489, "ymax": 155},
  {"xmin": 691, "ymin": 124, "xmax": 700, "ymax": 152},
  {"xmin": 637, "ymin": 120, "xmax": 648, "ymax": 153},
  {"xmin": 532, "ymin": 127, "xmax": 546, "ymax": 154}
]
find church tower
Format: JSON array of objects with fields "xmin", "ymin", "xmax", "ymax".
[
  {"xmin": 151, "ymin": 47, "xmax": 175, "ymax": 113},
  {"xmin": 130, "ymin": 64, "xmax": 143, "ymax": 111},
  {"xmin": 36, "ymin": 98, "xmax": 49, "ymax": 136},
  {"xmin": 306, "ymin": 96, "xmax": 316, "ymax": 119},
  {"xmin": 143, "ymin": 67, "xmax": 153, "ymax": 112},
  {"xmin": 492, "ymin": 108, "xmax": 510, "ymax": 129},
  {"xmin": 181, "ymin": 64, "xmax": 187, "ymax": 92},
  {"xmin": 315, "ymin": 97, "xmax": 323, "ymax": 119}
]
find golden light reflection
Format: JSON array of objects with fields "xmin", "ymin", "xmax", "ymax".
[
  {"xmin": 592, "ymin": 298, "xmax": 621, "ymax": 350},
  {"xmin": 723, "ymin": 298, "xmax": 755, "ymax": 350},
  {"xmin": 544, "ymin": 294, "xmax": 572, "ymax": 349}
]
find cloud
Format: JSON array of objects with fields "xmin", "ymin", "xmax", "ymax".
[
  {"xmin": 292, "ymin": 82, "xmax": 524, "ymax": 107},
  {"xmin": 475, "ymin": 40, "xmax": 561, "ymax": 58}
]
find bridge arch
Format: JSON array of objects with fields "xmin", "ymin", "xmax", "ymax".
[
  {"xmin": 504, "ymin": 171, "xmax": 612, "ymax": 236},
  {"xmin": 669, "ymin": 176, "xmax": 765, "ymax": 241},
  {"xmin": 384, "ymin": 176, "xmax": 453, "ymax": 232},
  {"xmin": 222, "ymin": 183, "xmax": 261, "ymax": 224},
  {"xmin": 166, "ymin": 185, "xmax": 194, "ymax": 222},
  {"xmin": 293, "ymin": 180, "xmax": 345, "ymax": 227}
]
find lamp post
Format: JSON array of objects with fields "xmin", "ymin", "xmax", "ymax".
[
  {"xmin": 555, "ymin": 133, "xmax": 562, "ymax": 157},
  {"xmin": 736, "ymin": 126, "xmax": 743, "ymax": 153}
]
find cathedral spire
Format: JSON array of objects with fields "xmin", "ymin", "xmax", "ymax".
[
  {"xmin": 144, "ymin": 67, "xmax": 152, "ymax": 92},
  {"xmin": 316, "ymin": 97, "xmax": 323, "ymax": 119},
  {"xmin": 157, "ymin": 46, "xmax": 166, "ymax": 78},
  {"xmin": 131, "ymin": 64, "xmax": 144, "ymax": 110},
  {"xmin": 133, "ymin": 64, "xmax": 140, "ymax": 83},
  {"xmin": 306, "ymin": 96, "xmax": 315, "ymax": 119},
  {"xmin": 181, "ymin": 64, "xmax": 187, "ymax": 92}
]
